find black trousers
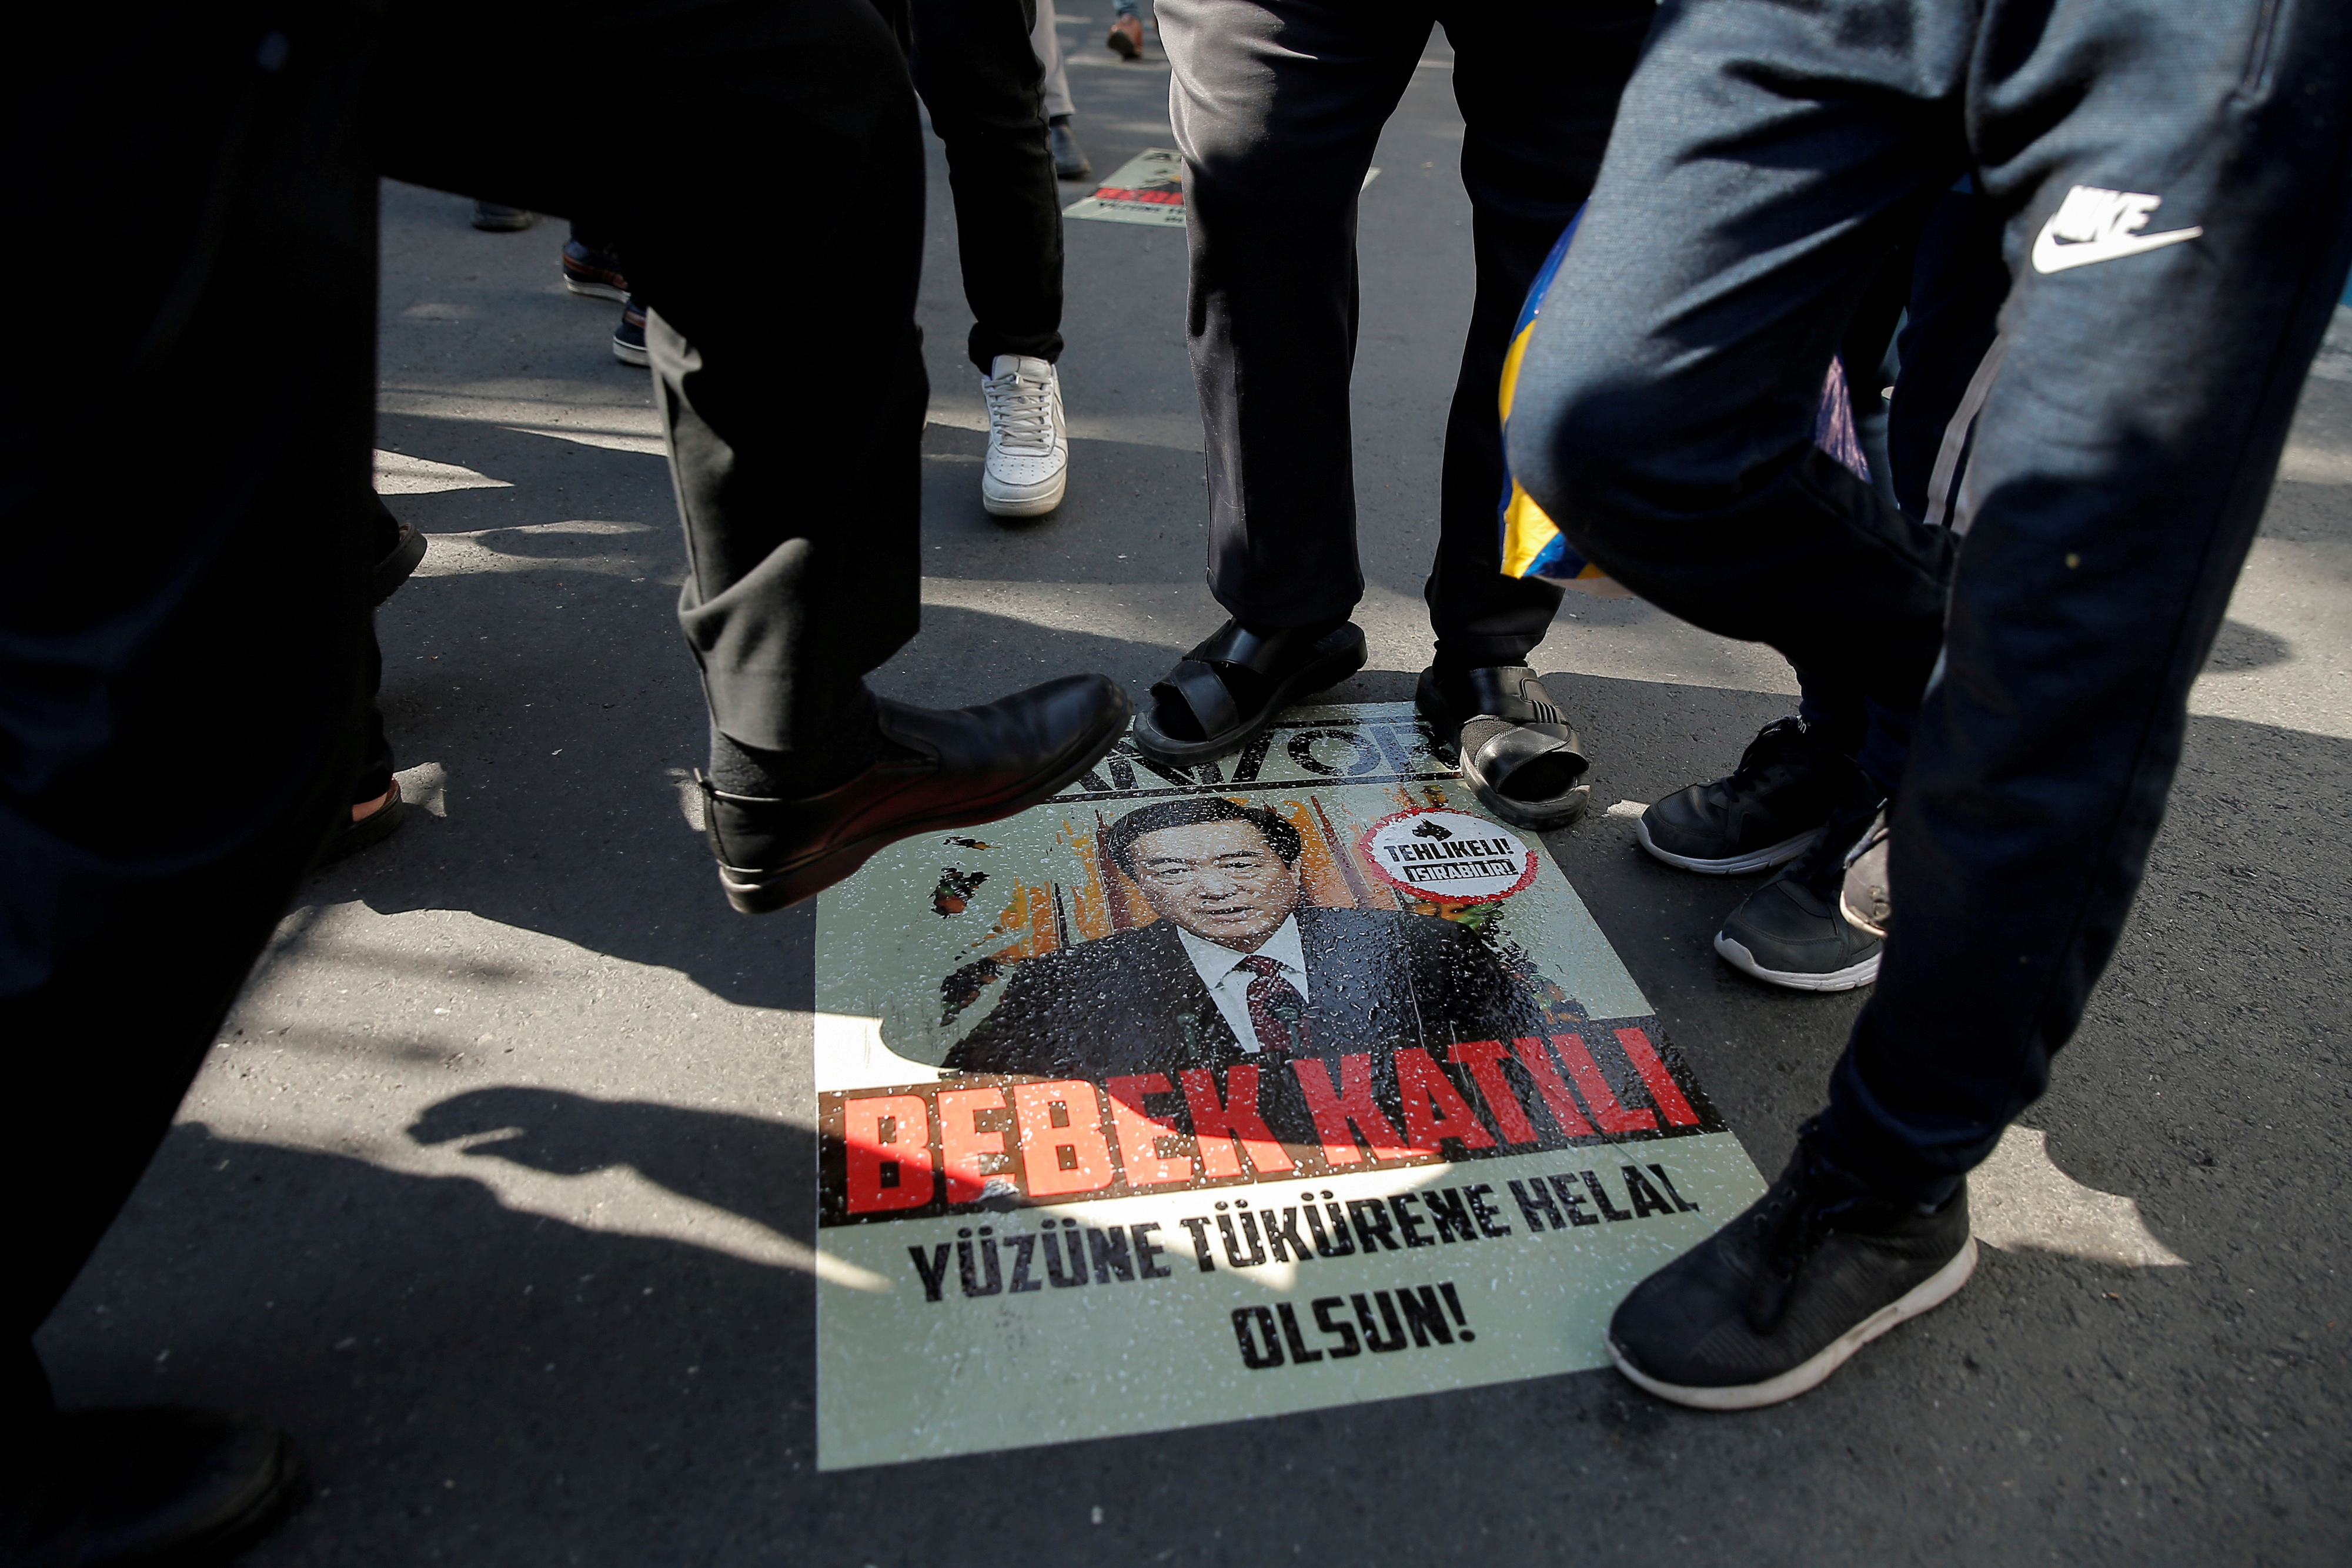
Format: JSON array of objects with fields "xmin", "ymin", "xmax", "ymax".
[
  {"xmin": 370, "ymin": 0, "xmax": 931, "ymax": 758},
  {"xmin": 1509, "ymin": 0, "xmax": 2352, "ymax": 1198},
  {"xmin": 5, "ymin": 0, "xmax": 928, "ymax": 1419},
  {"xmin": 1157, "ymin": 0, "xmax": 1652, "ymax": 666},
  {"xmin": 4, "ymin": 0, "xmax": 377, "ymax": 1410},
  {"xmin": 1796, "ymin": 185, "xmax": 2009, "ymax": 778},
  {"xmin": 898, "ymin": 0, "xmax": 1067, "ymax": 371}
]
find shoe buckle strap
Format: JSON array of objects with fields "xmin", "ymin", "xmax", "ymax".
[
  {"xmin": 1152, "ymin": 658, "xmax": 1240, "ymax": 740},
  {"xmin": 1194, "ymin": 620, "xmax": 1316, "ymax": 677}
]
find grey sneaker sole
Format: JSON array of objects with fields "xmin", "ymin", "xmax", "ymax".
[
  {"xmin": 1638, "ymin": 817, "xmax": 1822, "ymax": 875},
  {"xmin": 1608, "ymin": 1236, "xmax": 1977, "ymax": 1410},
  {"xmin": 564, "ymin": 276, "xmax": 629, "ymax": 302},
  {"xmin": 1713, "ymin": 931, "xmax": 1880, "ymax": 992}
]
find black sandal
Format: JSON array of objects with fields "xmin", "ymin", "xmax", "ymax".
[
  {"xmin": 1415, "ymin": 665, "xmax": 1591, "ymax": 830},
  {"xmin": 1132, "ymin": 619, "xmax": 1368, "ymax": 764}
]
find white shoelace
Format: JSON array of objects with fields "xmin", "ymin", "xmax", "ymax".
[{"xmin": 984, "ymin": 369, "xmax": 1058, "ymax": 456}]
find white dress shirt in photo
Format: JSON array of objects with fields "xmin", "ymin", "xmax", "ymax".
[{"xmin": 1173, "ymin": 914, "xmax": 1311, "ymax": 1054}]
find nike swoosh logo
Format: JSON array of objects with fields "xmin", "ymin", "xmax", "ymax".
[{"xmin": 2032, "ymin": 221, "xmax": 2204, "ymax": 273}]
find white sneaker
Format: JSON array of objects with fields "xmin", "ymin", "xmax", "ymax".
[{"xmin": 981, "ymin": 354, "xmax": 1068, "ymax": 517}]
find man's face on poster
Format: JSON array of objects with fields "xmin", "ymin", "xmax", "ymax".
[{"xmin": 1127, "ymin": 820, "xmax": 1302, "ymax": 951}]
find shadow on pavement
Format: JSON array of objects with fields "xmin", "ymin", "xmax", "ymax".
[
  {"xmin": 409, "ymin": 1087, "xmax": 814, "ymax": 1245},
  {"xmin": 38, "ymin": 1083, "xmax": 2342, "ymax": 1566}
]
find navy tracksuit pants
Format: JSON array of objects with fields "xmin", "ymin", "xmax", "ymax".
[{"xmin": 1505, "ymin": 0, "xmax": 2352, "ymax": 1200}]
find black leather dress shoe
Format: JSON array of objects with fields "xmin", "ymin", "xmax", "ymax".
[
  {"xmin": 700, "ymin": 674, "xmax": 1130, "ymax": 914},
  {"xmin": 2, "ymin": 1407, "xmax": 305, "ymax": 1567}
]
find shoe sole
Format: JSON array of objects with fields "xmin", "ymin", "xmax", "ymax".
[
  {"xmin": 1130, "ymin": 631, "xmax": 1368, "ymax": 765},
  {"xmin": 1637, "ymin": 817, "xmax": 1822, "ymax": 875},
  {"xmin": 565, "ymin": 276, "xmax": 629, "ymax": 302},
  {"xmin": 613, "ymin": 340, "xmax": 651, "ymax": 368},
  {"xmin": 983, "ymin": 466, "xmax": 1068, "ymax": 517},
  {"xmin": 1469, "ymin": 780, "xmax": 1590, "ymax": 832},
  {"xmin": 716, "ymin": 691, "xmax": 1132, "ymax": 914},
  {"xmin": 370, "ymin": 524, "xmax": 429, "ymax": 606},
  {"xmin": 1608, "ymin": 1236, "xmax": 1979, "ymax": 1411},
  {"xmin": 1712, "ymin": 932, "xmax": 1880, "ymax": 992},
  {"xmin": 1108, "ymin": 36, "xmax": 1141, "ymax": 58}
]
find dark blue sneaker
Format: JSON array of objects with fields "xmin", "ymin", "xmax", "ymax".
[
  {"xmin": 612, "ymin": 295, "xmax": 649, "ymax": 367},
  {"xmin": 563, "ymin": 237, "xmax": 629, "ymax": 302}
]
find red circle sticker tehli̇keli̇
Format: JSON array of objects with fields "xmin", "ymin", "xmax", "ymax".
[{"xmin": 1358, "ymin": 806, "xmax": 1538, "ymax": 905}]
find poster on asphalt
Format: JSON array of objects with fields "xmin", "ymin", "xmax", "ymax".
[
  {"xmin": 1061, "ymin": 147, "xmax": 1188, "ymax": 228},
  {"xmin": 1063, "ymin": 148, "xmax": 1379, "ymax": 229},
  {"xmin": 812, "ymin": 701, "xmax": 1764, "ymax": 1470}
]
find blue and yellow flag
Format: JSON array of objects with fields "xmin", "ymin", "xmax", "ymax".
[
  {"xmin": 1496, "ymin": 209, "xmax": 1869, "ymax": 589},
  {"xmin": 1496, "ymin": 212, "xmax": 1608, "ymax": 588}
]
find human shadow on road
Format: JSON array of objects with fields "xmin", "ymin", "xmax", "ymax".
[
  {"xmin": 45, "ymin": 1097, "xmax": 2322, "ymax": 1564},
  {"xmin": 407, "ymin": 1086, "xmax": 813, "ymax": 1245}
]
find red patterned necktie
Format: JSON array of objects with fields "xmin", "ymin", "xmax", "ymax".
[{"xmin": 1238, "ymin": 954, "xmax": 1305, "ymax": 1056}]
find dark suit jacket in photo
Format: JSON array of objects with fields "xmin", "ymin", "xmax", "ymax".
[{"xmin": 942, "ymin": 905, "xmax": 1546, "ymax": 1095}]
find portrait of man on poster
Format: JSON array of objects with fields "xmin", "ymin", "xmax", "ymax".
[{"xmin": 943, "ymin": 796, "xmax": 1546, "ymax": 1079}]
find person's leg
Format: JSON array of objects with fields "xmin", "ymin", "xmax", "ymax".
[
  {"xmin": 1422, "ymin": 0, "xmax": 1651, "ymax": 673},
  {"xmin": 1575, "ymin": 0, "xmax": 2350, "ymax": 1410},
  {"xmin": 1820, "ymin": 0, "xmax": 2352, "ymax": 1198},
  {"xmin": 371, "ymin": 0, "xmax": 925, "ymax": 774},
  {"xmin": 907, "ymin": 0, "xmax": 1066, "ymax": 369},
  {"xmin": 1125, "ymin": 0, "xmax": 1431, "ymax": 760},
  {"xmin": 1108, "ymin": 1, "xmax": 1146, "ymax": 60},
  {"xmin": 1505, "ymin": 0, "xmax": 1966, "ymax": 720},
  {"xmin": 907, "ymin": 0, "xmax": 1075, "ymax": 520},
  {"xmin": 1032, "ymin": 0, "xmax": 1073, "ymax": 121},
  {"xmin": 1033, "ymin": 0, "xmax": 1093, "ymax": 181},
  {"xmin": 1397, "ymin": 0, "xmax": 1652, "ymax": 831},
  {"xmin": 1633, "ymin": 178, "xmax": 2005, "ymax": 983},
  {"xmin": 1158, "ymin": 0, "xmax": 1427, "ymax": 633},
  {"xmin": 368, "ymin": 0, "xmax": 1126, "ymax": 910},
  {"xmin": 5, "ymin": 1, "xmax": 375, "ymax": 1545}
]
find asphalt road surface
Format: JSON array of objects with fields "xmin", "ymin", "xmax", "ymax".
[{"xmin": 38, "ymin": 16, "xmax": 2352, "ymax": 1566}]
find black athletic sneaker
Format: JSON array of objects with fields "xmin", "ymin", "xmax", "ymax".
[
  {"xmin": 1713, "ymin": 773, "xmax": 1886, "ymax": 991},
  {"xmin": 1639, "ymin": 717, "xmax": 1859, "ymax": 874},
  {"xmin": 612, "ymin": 295, "xmax": 649, "ymax": 367},
  {"xmin": 1608, "ymin": 1129, "xmax": 1975, "ymax": 1409},
  {"xmin": 563, "ymin": 236, "xmax": 629, "ymax": 302}
]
